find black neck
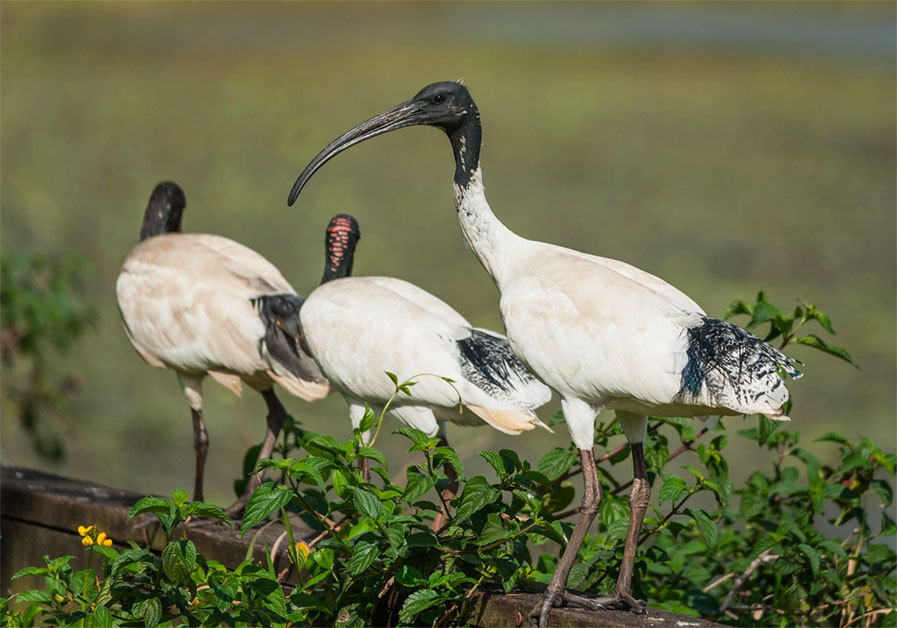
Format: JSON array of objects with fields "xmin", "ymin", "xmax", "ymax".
[
  {"xmin": 321, "ymin": 255, "xmax": 353, "ymax": 284},
  {"xmin": 139, "ymin": 195, "xmax": 184, "ymax": 241},
  {"xmin": 320, "ymin": 218, "xmax": 359, "ymax": 284},
  {"xmin": 447, "ymin": 104, "xmax": 482, "ymax": 190}
]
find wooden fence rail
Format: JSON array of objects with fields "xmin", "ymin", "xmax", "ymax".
[{"xmin": 1, "ymin": 464, "xmax": 722, "ymax": 627}]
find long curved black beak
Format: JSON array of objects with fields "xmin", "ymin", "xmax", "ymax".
[{"xmin": 288, "ymin": 99, "xmax": 422, "ymax": 206}]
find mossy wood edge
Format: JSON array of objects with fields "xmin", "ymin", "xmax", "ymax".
[{"xmin": 0, "ymin": 464, "xmax": 724, "ymax": 627}]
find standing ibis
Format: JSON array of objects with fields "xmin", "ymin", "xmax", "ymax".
[
  {"xmin": 301, "ymin": 213, "xmax": 551, "ymax": 518},
  {"xmin": 116, "ymin": 182, "xmax": 331, "ymax": 512},
  {"xmin": 286, "ymin": 82, "xmax": 801, "ymax": 625}
]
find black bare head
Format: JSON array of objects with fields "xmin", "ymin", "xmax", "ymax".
[
  {"xmin": 321, "ymin": 214, "xmax": 361, "ymax": 284},
  {"xmin": 288, "ymin": 81, "xmax": 481, "ymax": 206},
  {"xmin": 139, "ymin": 181, "xmax": 186, "ymax": 241}
]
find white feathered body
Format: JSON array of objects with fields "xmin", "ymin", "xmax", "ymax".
[
  {"xmin": 455, "ymin": 171, "xmax": 799, "ymax": 447},
  {"xmin": 116, "ymin": 233, "xmax": 330, "ymax": 401},
  {"xmin": 299, "ymin": 275, "xmax": 551, "ymax": 437}
]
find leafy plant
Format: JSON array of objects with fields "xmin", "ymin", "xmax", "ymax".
[
  {"xmin": 0, "ymin": 253, "xmax": 97, "ymax": 461},
  {"xmin": 2, "ymin": 295, "xmax": 894, "ymax": 627}
]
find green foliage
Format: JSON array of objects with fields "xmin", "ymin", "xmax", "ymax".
[
  {"xmin": 2, "ymin": 297, "xmax": 894, "ymax": 626},
  {"xmin": 0, "ymin": 253, "xmax": 97, "ymax": 461}
]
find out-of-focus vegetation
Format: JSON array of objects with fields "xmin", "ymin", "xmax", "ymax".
[
  {"xmin": 1, "ymin": 253, "xmax": 96, "ymax": 461},
  {"xmin": 0, "ymin": 2, "xmax": 894, "ymax": 507}
]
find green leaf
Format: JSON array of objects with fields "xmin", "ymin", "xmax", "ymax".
[
  {"xmin": 747, "ymin": 301, "xmax": 782, "ymax": 330},
  {"xmin": 386, "ymin": 371, "xmax": 399, "ymax": 386},
  {"xmin": 14, "ymin": 590, "xmax": 50, "ymax": 604},
  {"xmin": 434, "ymin": 446, "xmax": 464, "ymax": 478},
  {"xmin": 403, "ymin": 469, "xmax": 438, "ymax": 503},
  {"xmin": 240, "ymin": 483, "xmax": 293, "ymax": 536},
  {"xmin": 11, "ymin": 567, "xmax": 49, "ymax": 579},
  {"xmin": 536, "ymin": 447, "xmax": 577, "ymax": 481},
  {"xmin": 796, "ymin": 334, "xmax": 858, "ymax": 367},
  {"xmin": 394, "ymin": 427, "xmax": 430, "ymax": 448},
  {"xmin": 92, "ymin": 605, "xmax": 113, "ymax": 628},
  {"xmin": 453, "ymin": 476, "xmax": 497, "ymax": 524},
  {"xmin": 687, "ymin": 508, "xmax": 718, "ymax": 547},
  {"xmin": 127, "ymin": 496, "xmax": 174, "ymax": 521},
  {"xmin": 658, "ymin": 475, "xmax": 688, "ymax": 503},
  {"xmin": 134, "ymin": 597, "xmax": 162, "ymax": 627},
  {"xmin": 478, "ymin": 450, "xmax": 507, "ymax": 477},
  {"xmin": 185, "ymin": 502, "xmax": 232, "ymax": 526},
  {"xmin": 815, "ymin": 432, "xmax": 848, "ymax": 444},
  {"xmin": 350, "ymin": 486, "xmax": 383, "ymax": 522},
  {"xmin": 797, "ymin": 543, "xmax": 820, "ymax": 575},
  {"xmin": 723, "ymin": 298, "xmax": 752, "ymax": 320},
  {"xmin": 357, "ymin": 446, "xmax": 387, "ymax": 469},
  {"xmin": 347, "ymin": 541, "xmax": 378, "ymax": 576},
  {"xmin": 477, "ymin": 513, "xmax": 512, "ymax": 546},
  {"xmin": 172, "ymin": 487, "xmax": 189, "ymax": 506},
  {"xmin": 399, "ymin": 589, "xmax": 443, "ymax": 625},
  {"xmin": 358, "ymin": 405, "xmax": 376, "ymax": 433},
  {"xmin": 162, "ymin": 539, "xmax": 197, "ymax": 586}
]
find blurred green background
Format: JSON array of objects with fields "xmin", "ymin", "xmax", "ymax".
[{"xmin": 2, "ymin": 2, "xmax": 894, "ymax": 507}]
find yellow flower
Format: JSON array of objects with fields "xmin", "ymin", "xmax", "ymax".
[
  {"xmin": 81, "ymin": 536, "xmax": 94, "ymax": 547},
  {"xmin": 96, "ymin": 531, "xmax": 113, "ymax": 547},
  {"xmin": 53, "ymin": 593, "xmax": 65, "ymax": 604},
  {"xmin": 77, "ymin": 525, "xmax": 94, "ymax": 537}
]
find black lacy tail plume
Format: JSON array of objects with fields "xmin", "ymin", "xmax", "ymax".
[
  {"xmin": 676, "ymin": 316, "xmax": 801, "ymax": 404},
  {"xmin": 457, "ymin": 330, "xmax": 537, "ymax": 400},
  {"xmin": 252, "ymin": 294, "xmax": 325, "ymax": 383}
]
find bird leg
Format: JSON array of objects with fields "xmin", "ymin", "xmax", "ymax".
[
  {"xmin": 431, "ymin": 435, "xmax": 460, "ymax": 532},
  {"xmin": 577, "ymin": 442, "xmax": 649, "ymax": 613},
  {"xmin": 226, "ymin": 389, "xmax": 287, "ymax": 518},
  {"xmin": 530, "ymin": 448, "xmax": 602, "ymax": 627},
  {"xmin": 191, "ymin": 408, "xmax": 209, "ymax": 503}
]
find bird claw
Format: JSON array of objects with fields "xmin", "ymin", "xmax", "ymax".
[{"xmin": 528, "ymin": 590, "xmax": 646, "ymax": 625}]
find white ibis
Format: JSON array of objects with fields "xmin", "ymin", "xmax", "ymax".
[
  {"xmin": 116, "ymin": 182, "xmax": 331, "ymax": 512},
  {"xmin": 301, "ymin": 214, "xmax": 551, "ymax": 510},
  {"xmin": 287, "ymin": 82, "xmax": 801, "ymax": 625}
]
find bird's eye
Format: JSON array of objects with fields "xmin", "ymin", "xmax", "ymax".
[{"xmin": 431, "ymin": 94, "xmax": 446, "ymax": 104}]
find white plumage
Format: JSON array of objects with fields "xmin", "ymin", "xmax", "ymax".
[
  {"xmin": 299, "ymin": 215, "xmax": 551, "ymax": 441},
  {"xmin": 116, "ymin": 182, "xmax": 330, "ymax": 508},
  {"xmin": 287, "ymin": 82, "xmax": 801, "ymax": 624}
]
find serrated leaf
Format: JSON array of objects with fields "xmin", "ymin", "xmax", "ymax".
[
  {"xmin": 350, "ymin": 486, "xmax": 382, "ymax": 521},
  {"xmin": 171, "ymin": 487, "xmax": 189, "ymax": 506},
  {"xmin": 11, "ymin": 567, "xmax": 49, "ymax": 579},
  {"xmin": 135, "ymin": 597, "xmax": 162, "ymax": 627},
  {"xmin": 547, "ymin": 410, "xmax": 566, "ymax": 427},
  {"xmin": 399, "ymin": 589, "xmax": 443, "ymax": 625},
  {"xmin": 185, "ymin": 502, "xmax": 233, "ymax": 526},
  {"xmin": 796, "ymin": 334, "xmax": 857, "ymax": 367},
  {"xmin": 687, "ymin": 508, "xmax": 718, "ymax": 547},
  {"xmin": 127, "ymin": 496, "xmax": 174, "ymax": 521},
  {"xmin": 240, "ymin": 483, "xmax": 293, "ymax": 536},
  {"xmin": 454, "ymin": 476, "xmax": 497, "ymax": 524},
  {"xmin": 357, "ymin": 446, "xmax": 387, "ymax": 469},
  {"xmin": 748, "ymin": 301, "xmax": 782, "ymax": 330},
  {"xmin": 14, "ymin": 590, "xmax": 51, "ymax": 604},
  {"xmin": 797, "ymin": 542, "xmax": 820, "ymax": 575},
  {"xmin": 478, "ymin": 450, "xmax": 507, "ymax": 477},
  {"xmin": 394, "ymin": 427, "xmax": 429, "ymax": 447},
  {"xmin": 477, "ymin": 513, "xmax": 511, "ymax": 546},
  {"xmin": 347, "ymin": 541, "xmax": 378, "ymax": 576},
  {"xmin": 658, "ymin": 475, "xmax": 688, "ymax": 503},
  {"xmin": 434, "ymin": 446, "xmax": 464, "ymax": 478},
  {"xmin": 162, "ymin": 540, "xmax": 196, "ymax": 586},
  {"xmin": 723, "ymin": 298, "xmax": 752, "ymax": 320},
  {"xmin": 536, "ymin": 447, "xmax": 577, "ymax": 481},
  {"xmin": 358, "ymin": 405, "xmax": 376, "ymax": 433},
  {"xmin": 403, "ymin": 469, "xmax": 437, "ymax": 503},
  {"xmin": 92, "ymin": 605, "xmax": 113, "ymax": 628}
]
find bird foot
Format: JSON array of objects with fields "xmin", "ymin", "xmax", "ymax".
[
  {"xmin": 566, "ymin": 589, "xmax": 647, "ymax": 614},
  {"xmin": 528, "ymin": 590, "xmax": 646, "ymax": 626}
]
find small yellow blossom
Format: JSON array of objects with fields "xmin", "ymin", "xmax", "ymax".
[
  {"xmin": 77, "ymin": 525, "xmax": 94, "ymax": 537},
  {"xmin": 53, "ymin": 593, "xmax": 65, "ymax": 604},
  {"xmin": 81, "ymin": 536, "xmax": 94, "ymax": 547},
  {"xmin": 295, "ymin": 541, "xmax": 310, "ymax": 562},
  {"xmin": 96, "ymin": 532, "xmax": 113, "ymax": 547}
]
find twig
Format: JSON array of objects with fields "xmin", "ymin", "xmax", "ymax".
[
  {"xmin": 843, "ymin": 608, "xmax": 897, "ymax": 628},
  {"xmin": 702, "ymin": 572, "xmax": 735, "ymax": 593},
  {"xmin": 719, "ymin": 548, "xmax": 779, "ymax": 612}
]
